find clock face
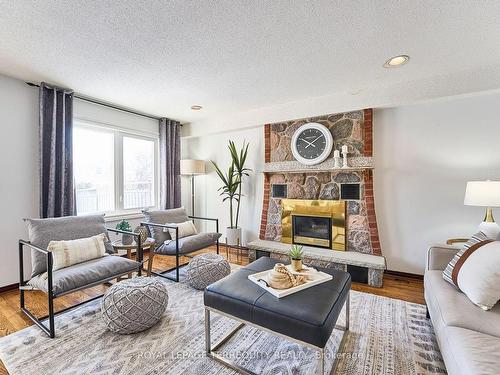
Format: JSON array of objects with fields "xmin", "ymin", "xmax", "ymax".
[
  {"xmin": 295, "ymin": 128, "xmax": 327, "ymax": 160},
  {"xmin": 291, "ymin": 123, "xmax": 333, "ymax": 165}
]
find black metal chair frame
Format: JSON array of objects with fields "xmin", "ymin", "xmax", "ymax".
[
  {"xmin": 18, "ymin": 228, "xmax": 143, "ymax": 338},
  {"xmin": 140, "ymin": 215, "xmax": 219, "ymax": 282}
]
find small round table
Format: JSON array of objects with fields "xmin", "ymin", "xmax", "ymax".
[{"xmin": 111, "ymin": 237, "xmax": 155, "ymax": 277}]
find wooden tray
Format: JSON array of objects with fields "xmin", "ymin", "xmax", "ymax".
[{"xmin": 248, "ymin": 264, "xmax": 333, "ymax": 298}]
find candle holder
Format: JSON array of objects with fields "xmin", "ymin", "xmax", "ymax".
[
  {"xmin": 334, "ymin": 156, "xmax": 341, "ymax": 169},
  {"xmin": 342, "ymin": 150, "xmax": 349, "ymax": 169}
]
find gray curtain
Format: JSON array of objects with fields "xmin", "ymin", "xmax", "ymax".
[
  {"xmin": 159, "ymin": 118, "xmax": 181, "ymax": 209},
  {"xmin": 39, "ymin": 82, "xmax": 76, "ymax": 218}
]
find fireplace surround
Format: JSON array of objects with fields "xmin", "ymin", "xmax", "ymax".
[{"xmin": 281, "ymin": 199, "xmax": 346, "ymax": 250}]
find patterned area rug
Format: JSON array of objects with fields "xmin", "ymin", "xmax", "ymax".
[{"xmin": 0, "ymin": 279, "xmax": 446, "ymax": 375}]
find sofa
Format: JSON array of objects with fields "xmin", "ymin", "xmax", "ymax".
[{"xmin": 425, "ymin": 244, "xmax": 500, "ymax": 374}]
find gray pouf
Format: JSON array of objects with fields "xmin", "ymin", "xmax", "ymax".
[
  {"xmin": 187, "ymin": 253, "xmax": 231, "ymax": 290},
  {"xmin": 101, "ymin": 277, "xmax": 168, "ymax": 334}
]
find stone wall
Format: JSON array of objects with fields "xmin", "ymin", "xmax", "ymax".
[
  {"xmin": 259, "ymin": 108, "xmax": 382, "ymax": 255},
  {"xmin": 264, "ymin": 170, "xmax": 372, "ymax": 254}
]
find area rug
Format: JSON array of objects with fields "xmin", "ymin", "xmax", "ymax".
[{"xmin": 0, "ymin": 279, "xmax": 446, "ymax": 375}]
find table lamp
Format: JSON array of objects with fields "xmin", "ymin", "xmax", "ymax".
[
  {"xmin": 464, "ymin": 181, "xmax": 500, "ymax": 239},
  {"xmin": 181, "ymin": 159, "xmax": 205, "ymax": 216}
]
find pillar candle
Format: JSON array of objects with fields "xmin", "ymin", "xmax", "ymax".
[
  {"xmin": 334, "ymin": 150, "xmax": 340, "ymax": 157},
  {"xmin": 341, "ymin": 145, "xmax": 348, "ymax": 153}
]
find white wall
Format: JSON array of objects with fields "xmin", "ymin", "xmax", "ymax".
[
  {"xmin": 0, "ymin": 74, "xmax": 39, "ymax": 286},
  {"xmin": 181, "ymin": 127, "xmax": 264, "ymax": 244},
  {"xmin": 374, "ymin": 93, "xmax": 500, "ymax": 274}
]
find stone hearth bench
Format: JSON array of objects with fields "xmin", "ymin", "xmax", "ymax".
[{"xmin": 248, "ymin": 239, "xmax": 386, "ymax": 287}]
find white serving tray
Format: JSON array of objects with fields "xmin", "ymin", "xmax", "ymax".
[{"xmin": 248, "ymin": 264, "xmax": 333, "ymax": 298}]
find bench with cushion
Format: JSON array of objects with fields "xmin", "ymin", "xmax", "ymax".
[{"xmin": 20, "ymin": 215, "xmax": 142, "ymax": 338}]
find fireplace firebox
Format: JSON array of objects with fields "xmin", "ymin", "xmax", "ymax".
[
  {"xmin": 292, "ymin": 214, "xmax": 332, "ymax": 248},
  {"xmin": 281, "ymin": 199, "xmax": 346, "ymax": 251}
]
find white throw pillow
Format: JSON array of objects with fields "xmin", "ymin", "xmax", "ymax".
[
  {"xmin": 47, "ymin": 233, "xmax": 107, "ymax": 271},
  {"xmin": 443, "ymin": 231, "xmax": 489, "ymax": 286},
  {"xmin": 451, "ymin": 240, "xmax": 500, "ymax": 310},
  {"xmin": 163, "ymin": 220, "xmax": 197, "ymax": 240}
]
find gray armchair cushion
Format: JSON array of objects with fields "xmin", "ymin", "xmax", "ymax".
[
  {"xmin": 27, "ymin": 255, "xmax": 140, "ymax": 295},
  {"xmin": 142, "ymin": 207, "xmax": 189, "ymax": 244},
  {"xmin": 25, "ymin": 215, "xmax": 112, "ymax": 277},
  {"xmin": 156, "ymin": 232, "xmax": 221, "ymax": 255}
]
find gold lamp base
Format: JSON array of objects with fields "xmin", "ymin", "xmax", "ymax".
[{"xmin": 484, "ymin": 207, "xmax": 495, "ymax": 223}]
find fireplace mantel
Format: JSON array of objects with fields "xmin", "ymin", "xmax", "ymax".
[{"xmin": 263, "ymin": 156, "xmax": 373, "ymax": 174}]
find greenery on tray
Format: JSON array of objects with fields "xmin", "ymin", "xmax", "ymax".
[
  {"xmin": 115, "ymin": 220, "xmax": 132, "ymax": 232},
  {"xmin": 289, "ymin": 244, "xmax": 304, "ymax": 260},
  {"xmin": 211, "ymin": 140, "xmax": 251, "ymax": 229}
]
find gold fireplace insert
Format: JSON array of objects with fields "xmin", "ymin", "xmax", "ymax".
[{"xmin": 281, "ymin": 199, "xmax": 346, "ymax": 251}]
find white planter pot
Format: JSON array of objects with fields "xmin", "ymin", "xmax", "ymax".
[{"xmin": 226, "ymin": 227, "xmax": 242, "ymax": 246}]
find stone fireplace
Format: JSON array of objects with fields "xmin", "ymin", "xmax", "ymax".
[{"xmin": 248, "ymin": 108, "xmax": 386, "ymax": 287}]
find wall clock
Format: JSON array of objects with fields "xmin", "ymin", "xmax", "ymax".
[{"xmin": 291, "ymin": 122, "xmax": 333, "ymax": 165}]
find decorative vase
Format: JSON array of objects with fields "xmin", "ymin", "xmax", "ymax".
[
  {"xmin": 122, "ymin": 234, "xmax": 134, "ymax": 245},
  {"xmin": 291, "ymin": 258, "xmax": 302, "ymax": 272},
  {"xmin": 226, "ymin": 227, "xmax": 242, "ymax": 246}
]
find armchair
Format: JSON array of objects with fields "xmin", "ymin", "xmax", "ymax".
[
  {"xmin": 141, "ymin": 208, "xmax": 221, "ymax": 282},
  {"xmin": 19, "ymin": 215, "xmax": 142, "ymax": 338}
]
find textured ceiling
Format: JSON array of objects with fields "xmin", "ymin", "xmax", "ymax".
[{"xmin": 1, "ymin": 1, "xmax": 500, "ymax": 131}]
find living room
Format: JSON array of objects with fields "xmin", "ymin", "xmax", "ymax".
[{"xmin": 1, "ymin": 1, "xmax": 500, "ymax": 374}]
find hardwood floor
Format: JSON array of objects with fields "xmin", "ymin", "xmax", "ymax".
[{"xmin": 0, "ymin": 246, "xmax": 424, "ymax": 374}]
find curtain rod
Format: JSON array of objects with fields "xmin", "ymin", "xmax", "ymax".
[{"xmin": 26, "ymin": 82, "xmax": 173, "ymax": 122}]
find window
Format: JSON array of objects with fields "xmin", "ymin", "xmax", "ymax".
[{"xmin": 74, "ymin": 123, "xmax": 158, "ymax": 216}]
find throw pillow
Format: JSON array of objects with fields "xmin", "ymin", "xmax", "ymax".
[
  {"xmin": 163, "ymin": 220, "xmax": 197, "ymax": 240},
  {"xmin": 47, "ymin": 233, "xmax": 107, "ymax": 271},
  {"xmin": 451, "ymin": 240, "xmax": 500, "ymax": 310},
  {"xmin": 443, "ymin": 231, "xmax": 489, "ymax": 286}
]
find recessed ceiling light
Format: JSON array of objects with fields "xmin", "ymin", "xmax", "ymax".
[
  {"xmin": 191, "ymin": 105, "xmax": 203, "ymax": 110},
  {"xmin": 383, "ymin": 55, "xmax": 410, "ymax": 68}
]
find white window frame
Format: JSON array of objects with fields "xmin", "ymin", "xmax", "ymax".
[{"xmin": 74, "ymin": 119, "xmax": 159, "ymax": 218}]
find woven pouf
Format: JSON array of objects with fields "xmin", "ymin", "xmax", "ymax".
[
  {"xmin": 101, "ymin": 277, "xmax": 168, "ymax": 334},
  {"xmin": 187, "ymin": 253, "xmax": 231, "ymax": 290}
]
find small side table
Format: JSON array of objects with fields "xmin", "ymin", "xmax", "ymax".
[
  {"xmin": 224, "ymin": 238, "xmax": 245, "ymax": 263},
  {"xmin": 111, "ymin": 237, "xmax": 155, "ymax": 277}
]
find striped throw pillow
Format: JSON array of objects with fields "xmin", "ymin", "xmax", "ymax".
[
  {"xmin": 47, "ymin": 233, "xmax": 107, "ymax": 271},
  {"xmin": 443, "ymin": 231, "xmax": 489, "ymax": 286}
]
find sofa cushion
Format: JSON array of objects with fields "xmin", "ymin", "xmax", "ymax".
[
  {"xmin": 439, "ymin": 326, "xmax": 500, "ymax": 375},
  {"xmin": 156, "ymin": 232, "xmax": 221, "ymax": 255},
  {"xmin": 28, "ymin": 255, "xmax": 140, "ymax": 295},
  {"xmin": 425, "ymin": 270, "xmax": 500, "ymax": 338},
  {"xmin": 142, "ymin": 208, "xmax": 189, "ymax": 244},
  {"xmin": 25, "ymin": 215, "xmax": 112, "ymax": 277},
  {"xmin": 48, "ymin": 233, "xmax": 107, "ymax": 271},
  {"xmin": 442, "ymin": 231, "xmax": 489, "ymax": 286}
]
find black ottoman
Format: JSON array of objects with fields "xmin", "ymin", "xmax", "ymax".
[{"xmin": 204, "ymin": 257, "xmax": 351, "ymax": 374}]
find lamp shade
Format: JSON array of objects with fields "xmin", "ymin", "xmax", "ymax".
[
  {"xmin": 464, "ymin": 181, "xmax": 500, "ymax": 207},
  {"xmin": 180, "ymin": 159, "xmax": 205, "ymax": 175}
]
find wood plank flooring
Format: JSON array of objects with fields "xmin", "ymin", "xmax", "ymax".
[{"xmin": 0, "ymin": 246, "xmax": 424, "ymax": 374}]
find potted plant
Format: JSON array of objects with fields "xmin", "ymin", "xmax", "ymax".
[
  {"xmin": 116, "ymin": 220, "xmax": 134, "ymax": 245},
  {"xmin": 212, "ymin": 140, "xmax": 251, "ymax": 246},
  {"xmin": 289, "ymin": 244, "xmax": 304, "ymax": 272}
]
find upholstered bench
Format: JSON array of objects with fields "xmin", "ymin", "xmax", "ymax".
[{"xmin": 204, "ymin": 257, "xmax": 351, "ymax": 374}]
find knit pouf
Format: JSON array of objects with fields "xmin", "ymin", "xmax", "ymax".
[
  {"xmin": 187, "ymin": 253, "xmax": 231, "ymax": 290},
  {"xmin": 101, "ymin": 277, "xmax": 168, "ymax": 334}
]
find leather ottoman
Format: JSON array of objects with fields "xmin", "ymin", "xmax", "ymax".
[{"xmin": 204, "ymin": 257, "xmax": 351, "ymax": 374}]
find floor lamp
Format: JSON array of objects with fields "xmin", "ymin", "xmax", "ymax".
[{"xmin": 180, "ymin": 159, "xmax": 206, "ymax": 216}]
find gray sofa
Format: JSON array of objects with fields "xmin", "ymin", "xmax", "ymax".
[{"xmin": 425, "ymin": 244, "xmax": 500, "ymax": 374}]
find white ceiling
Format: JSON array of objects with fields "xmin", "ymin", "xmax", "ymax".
[{"xmin": 1, "ymin": 0, "xmax": 500, "ymax": 133}]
